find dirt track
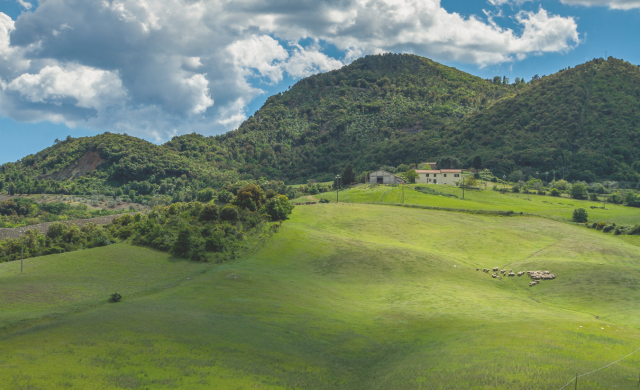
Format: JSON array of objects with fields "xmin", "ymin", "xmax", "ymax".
[{"xmin": 0, "ymin": 214, "xmax": 129, "ymax": 240}]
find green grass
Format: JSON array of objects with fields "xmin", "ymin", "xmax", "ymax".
[
  {"xmin": 312, "ymin": 183, "xmax": 640, "ymax": 225},
  {"xmin": 3, "ymin": 204, "xmax": 640, "ymax": 389}
]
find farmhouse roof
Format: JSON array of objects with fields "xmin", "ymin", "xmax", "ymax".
[
  {"xmin": 415, "ymin": 170, "xmax": 440, "ymax": 174},
  {"xmin": 440, "ymin": 169, "xmax": 462, "ymax": 173}
]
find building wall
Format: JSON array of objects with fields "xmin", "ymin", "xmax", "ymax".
[
  {"xmin": 415, "ymin": 172, "xmax": 461, "ymax": 185},
  {"xmin": 368, "ymin": 170, "xmax": 405, "ymax": 185}
]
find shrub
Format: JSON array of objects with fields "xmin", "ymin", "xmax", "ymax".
[
  {"xmin": 490, "ymin": 177, "xmax": 497, "ymax": 183},
  {"xmin": 553, "ymin": 179, "xmax": 570, "ymax": 190},
  {"xmin": 217, "ymin": 190, "xmax": 233, "ymax": 203},
  {"xmin": 199, "ymin": 203, "xmax": 220, "ymax": 222},
  {"xmin": 572, "ymin": 208, "xmax": 588, "ymax": 223},
  {"xmin": 570, "ymin": 182, "xmax": 588, "ymax": 199},
  {"xmin": 319, "ymin": 198, "xmax": 330, "ymax": 203},
  {"xmin": 171, "ymin": 226, "xmax": 193, "ymax": 257},
  {"xmin": 197, "ymin": 188, "xmax": 215, "ymax": 202},
  {"xmin": 550, "ymin": 188, "xmax": 561, "ymax": 197},
  {"xmin": 265, "ymin": 195, "xmax": 294, "ymax": 221},
  {"xmin": 109, "ymin": 292, "xmax": 122, "ymax": 303},
  {"xmin": 537, "ymin": 190, "xmax": 546, "ymax": 195},
  {"xmin": 596, "ymin": 221, "xmax": 607, "ymax": 231},
  {"xmin": 608, "ymin": 192, "xmax": 623, "ymax": 204},
  {"xmin": 603, "ymin": 225, "xmax": 615, "ymax": 233},
  {"xmin": 589, "ymin": 193, "xmax": 599, "ymax": 201},
  {"xmin": 220, "ymin": 205, "xmax": 239, "ymax": 221},
  {"xmin": 511, "ymin": 186, "xmax": 520, "ymax": 193}
]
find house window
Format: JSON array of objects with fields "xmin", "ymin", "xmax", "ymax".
[
  {"xmin": 454, "ymin": 174, "xmax": 460, "ymax": 177},
  {"xmin": 425, "ymin": 174, "xmax": 429, "ymax": 177},
  {"xmin": 444, "ymin": 174, "xmax": 447, "ymax": 177}
]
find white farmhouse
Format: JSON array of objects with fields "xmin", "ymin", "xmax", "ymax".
[{"xmin": 415, "ymin": 169, "xmax": 462, "ymax": 185}]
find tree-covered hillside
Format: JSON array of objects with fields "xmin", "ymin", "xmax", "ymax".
[{"xmin": 3, "ymin": 54, "xmax": 640, "ymax": 193}]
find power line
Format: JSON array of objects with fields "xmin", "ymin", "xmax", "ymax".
[{"xmin": 558, "ymin": 346, "xmax": 640, "ymax": 389}]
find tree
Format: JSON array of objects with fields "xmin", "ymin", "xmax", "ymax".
[
  {"xmin": 220, "ymin": 205, "xmax": 239, "ymax": 221},
  {"xmin": 553, "ymin": 179, "xmax": 570, "ymax": 191},
  {"xmin": 625, "ymin": 191, "xmax": 639, "ymax": 207},
  {"xmin": 199, "ymin": 203, "xmax": 219, "ymax": 221},
  {"xmin": 342, "ymin": 164, "xmax": 356, "ymax": 185},
  {"xmin": 472, "ymin": 156, "xmax": 482, "ymax": 172},
  {"xmin": 129, "ymin": 190, "xmax": 136, "ymax": 203},
  {"xmin": 265, "ymin": 195, "xmax": 294, "ymax": 221},
  {"xmin": 436, "ymin": 156, "xmax": 462, "ymax": 170},
  {"xmin": 8, "ymin": 182, "xmax": 16, "ymax": 196},
  {"xmin": 572, "ymin": 208, "xmax": 588, "ymax": 223},
  {"xmin": 570, "ymin": 182, "xmax": 588, "ymax": 199},
  {"xmin": 233, "ymin": 184, "xmax": 265, "ymax": 211},
  {"xmin": 171, "ymin": 226, "xmax": 193, "ymax": 257},
  {"xmin": 395, "ymin": 164, "xmax": 410, "ymax": 173},
  {"xmin": 403, "ymin": 169, "xmax": 418, "ymax": 184},
  {"xmin": 197, "ymin": 188, "xmax": 215, "ymax": 202},
  {"xmin": 608, "ymin": 192, "xmax": 623, "ymax": 204}
]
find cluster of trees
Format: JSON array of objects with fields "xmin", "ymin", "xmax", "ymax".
[
  {"xmin": 0, "ymin": 198, "xmax": 117, "ymax": 228},
  {"xmin": 0, "ymin": 185, "xmax": 294, "ymax": 263}
]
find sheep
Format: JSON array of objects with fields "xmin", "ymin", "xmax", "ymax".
[
  {"xmin": 508, "ymin": 272, "xmax": 515, "ymax": 277},
  {"xmin": 493, "ymin": 267, "xmax": 499, "ymax": 272},
  {"xmin": 492, "ymin": 273, "xmax": 497, "ymax": 278},
  {"xmin": 476, "ymin": 268, "xmax": 479, "ymax": 271},
  {"xmin": 517, "ymin": 271, "xmax": 524, "ymax": 276}
]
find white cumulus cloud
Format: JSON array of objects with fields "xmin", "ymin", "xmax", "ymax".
[
  {"xmin": 560, "ymin": 0, "xmax": 640, "ymax": 9},
  {"xmin": 0, "ymin": 0, "xmax": 582, "ymax": 140}
]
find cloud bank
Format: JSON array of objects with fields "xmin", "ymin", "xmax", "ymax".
[
  {"xmin": 0, "ymin": 0, "xmax": 581, "ymax": 140},
  {"xmin": 560, "ymin": 0, "xmax": 640, "ymax": 9}
]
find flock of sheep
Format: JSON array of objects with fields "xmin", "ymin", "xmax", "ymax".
[{"xmin": 475, "ymin": 267, "xmax": 556, "ymax": 287}]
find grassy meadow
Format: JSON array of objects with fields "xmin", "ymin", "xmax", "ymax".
[
  {"xmin": 310, "ymin": 183, "xmax": 640, "ymax": 225},
  {"xmin": 2, "ymin": 203, "xmax": 640, "ymax": 388}
]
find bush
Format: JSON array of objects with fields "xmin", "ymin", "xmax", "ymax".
[
  {"xmin": 197, "ymin": 188, "xmax": 215, "ymax": 202},
  {"xmin": 109, "ymin": 292, "xmax": 122, "ymax": 303},
  {"xmin": 572, "ymin": 208, "xmax": 588, "ymax": 223},
  {"xmin": 589, "ymin": 193, "xmax": 599, "ymax": 201},
  {"xmin": 603, "ymin": 225, "xmax": 615, "ymax": 233},
  {"xmin": 550, "ymin": 188, "xmax": 561, "ymax": 197},
  {"xmin": 490, "ymin": 177, "xmax": 497, "ymax": 183},
  {"xmin": 199, "ymin": 203, "xmax": 220, "ymax": 222},
  {"xmin": 570, "ymin": 182, "xmax": 588, "ymax": 199},
  {"xmin": 608, "ymin": 192, "xmax": 623, "ymax": 204},
  {"xmin": 319, "ymin": 198, "xmax": 330, "ymax": 203},
  {"xmin": 265, "ymin": 195, "xmax": 294, "ymax": 221},
  {"xmin": 220, "ymin": 205, "xmax": 239, "ymax": 221},
  {"xmin": 217, "ymin": 190, "xmax": 233, "ymax": 203},
  {"xmin": 511, "ymin": 186, "xmax": 520, "ymax": 193},
  {"xmin": 596, "ymin": 221, "xmax": 607, "ymax": 231},
  {"xmin": 537, "ymin": 190, "xmax": 546, "ymax": 195}
]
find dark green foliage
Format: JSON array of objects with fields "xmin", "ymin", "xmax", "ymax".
[
  {"xmin": 589, "ymin": 193, "xmax": 599, "ymax": 201},
  {"xmin": 404, "ymin": 169, "xmax": 418, "ymax": 184},
  {"xmin": 197, "ymin": 188, "xmax": 215, "ymax": 202},
  {"xmin": 200, "ymin": 203, "xmax": 220, "ymax": 221},
  {"xmin": 109, "ymin": 292, "xmax": 122, "ymax": 303},
  {"xmin": 264, "ymin": 195, "xmax": 294, "ymax": 221},
  {"xmin": 608, "ymin": 192, "xmax": 623, "ymax": 204},
  {"xmin": 341, "ymin": 164, "xmax": 356, "ymax": 185},
  {"xmin": 570, "ymin": 182, "xmax": 588, "ymax": 199},
  {"xmin": 550, "ymin": 188, "xmax": 561, "ymax": 196},
  {"xmin": 319, "ymin": 198, "xmax": 330, "ymax": 203},
  {"xmin": 233, "ymin": 184, "xmax": 265, "ymax": 211},
  {"xmin": 171, "ymin": 226, "xmax": 193, "ymax": 258},
  {"xmin": 572, "ymin": 208, "xmax": 588, "ymax": 223},
  {"xmin": 603, "ymin": 225, "xmax": 615, "ymax": 233},
  {"xmin": 217, "ymin": 190, "xmax": 233, "ymax": 203},
  {"xmin": 221, "ymin": 205, "xmax": 239, "ymax": 221},
  {"xmin": 437, "ymin": 156, "xmax": 463, "ymax": 170},
  {"xmin": 472, "ymin": 156, "xmax": 482, "ymax": 171},
  {"xmin": 512, "ymin": 186, "xmax": 520, "ymax": 193}
]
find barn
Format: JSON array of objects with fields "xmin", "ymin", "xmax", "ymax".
[{"xmin": 366, "ymin": 170, "xmax": 407, "ymax": 185}]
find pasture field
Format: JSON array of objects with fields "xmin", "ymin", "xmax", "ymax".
[
  {"xmin": 2, "ymin": 204, "xmax": 640, "ymax": 389},
  {"xmin": 311, "ymin": 183, "xmax": 640, "ymax": 225}
]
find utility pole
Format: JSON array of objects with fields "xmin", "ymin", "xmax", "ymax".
[
  {"xmin": 462, "ymin": 175, "xmax": 465, "ymax": 199},
  {"xmin": 402, "ymin": 184, "xmax": 405, "ymax": 203},
  {"xmin": 335, "ymin": 174, "xmax": 341, "ymax": 203}
]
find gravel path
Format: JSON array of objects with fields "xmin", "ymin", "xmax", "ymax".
[{"xmin": 0, "ymin": 214, "xmax": 129, "ymax": 240}]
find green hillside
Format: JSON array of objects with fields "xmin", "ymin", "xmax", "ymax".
[
  {"xmin": 3, "ymin": 204, "xmax": 640, "ymax": 389},
  {"xmin": 3, "ymin": 54, "xmax": 640, "ymax": 193}
]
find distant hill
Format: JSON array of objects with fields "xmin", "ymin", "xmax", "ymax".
[{"xmin": 2, "ymin": 54, "xmax": 640, "ymax": 196}]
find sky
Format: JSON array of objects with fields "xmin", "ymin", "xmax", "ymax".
[{"xmin": 0, "ymin": 0, "xmax": 639, "ymax": 164}]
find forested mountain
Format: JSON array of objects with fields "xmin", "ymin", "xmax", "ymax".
[{"xmin": 2, "ymin": 53, "xmax": 640, "ymax": 196}]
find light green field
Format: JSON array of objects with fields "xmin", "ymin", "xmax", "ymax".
[
  {"xmin": 2, "ymin": 204, "xmax": 640, "ymax": 389},
  {"xmin": 312, "ymin": 184, "xmax": 640, "ymax": 225}
]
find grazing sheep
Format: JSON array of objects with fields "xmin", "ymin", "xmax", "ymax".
[
  {"xmin": 492, "ymin": 273, "xmax": 498, "ymax": 278},
  {"xmin": 508, "ymin": 272, "xmax": 515, "ymax": 277},
  {"xmin": 476, "ymin": 268, "xmax": 479, "ymax": 271},
  {"xmin": 493, "ymin": 267, "xmax": 499, "ymax": 272},
  {"xmin": 517, "ymin": 271, "xmax": 524, "ymax": 276}
]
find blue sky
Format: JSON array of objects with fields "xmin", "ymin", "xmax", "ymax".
[{"xmin": 0, "ymin": 0, "xmax": 638, "ymax": 164}]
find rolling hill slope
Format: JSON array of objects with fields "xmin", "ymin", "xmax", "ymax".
[
  {"xmin": 2, "ymin": 204, "xmax": 640, "ymax": 389},
  {"xmin": 3, "ymin": 54, "xmax": 640, "ymax": 191}
]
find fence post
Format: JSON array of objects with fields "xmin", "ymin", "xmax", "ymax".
[{"xmin": 575, "ymin": 373, "xmax": 578, "ymax": 389}]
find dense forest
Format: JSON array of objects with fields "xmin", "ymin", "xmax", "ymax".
[{"xmin": 2, "ymin": 53, "xmax": 640, "ymax": 195}]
